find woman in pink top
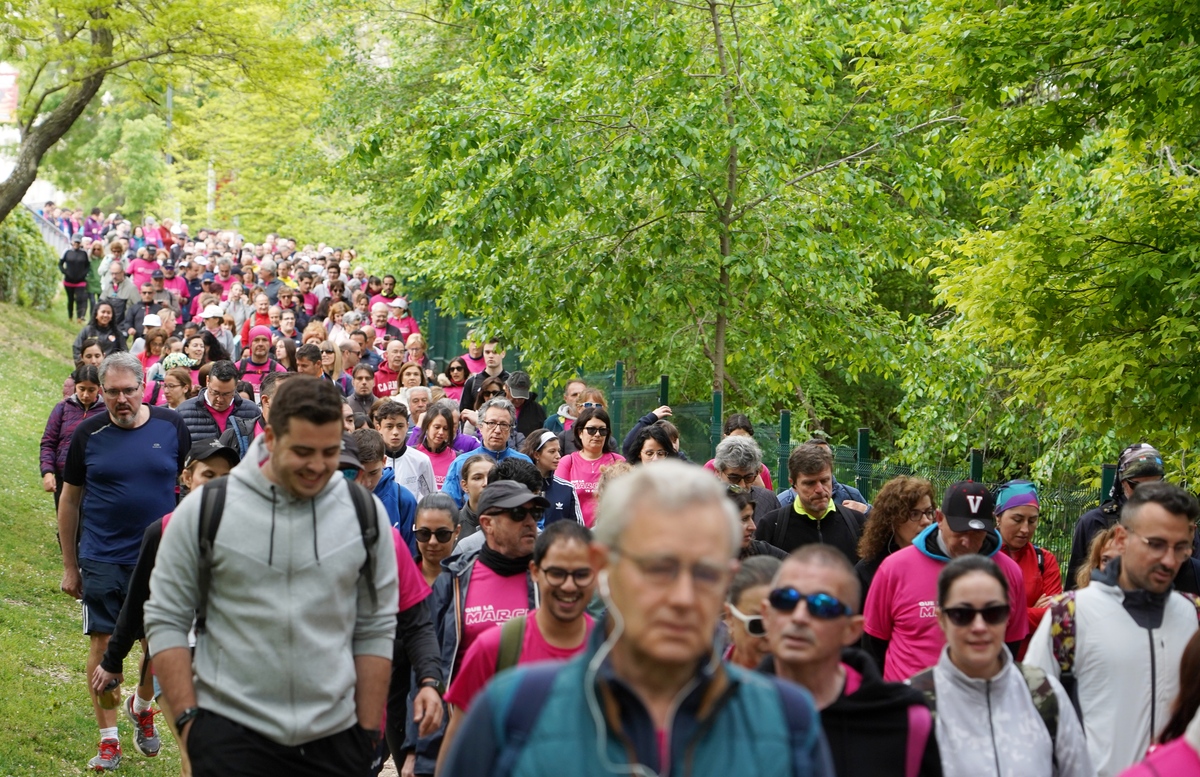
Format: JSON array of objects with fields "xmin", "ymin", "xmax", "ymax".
[
  {"xmin": 127, "ymin": 249, "xmax": 161, "ymax": 289},
  {"xmin": 554, "ymin": 407, "xmax": 624, "ymax": 527},
  {"xmin": 415, "ymin": 405, "xmax": 459, "ymax": 489},
  {"xmin": 439, "ymin": 356, "xmax": 469, "ymax": 402}
]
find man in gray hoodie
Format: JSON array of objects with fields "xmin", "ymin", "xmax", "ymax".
[{"xmin": 145, "ymin": 377, "xmax": 399, "ymax": 776}]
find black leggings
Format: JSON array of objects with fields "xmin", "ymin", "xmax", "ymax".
[{"xmin": 65, "ymin": 285, "xmax": 89, "ymax": 319}]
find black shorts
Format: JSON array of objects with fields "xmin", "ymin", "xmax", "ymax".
[{"xmin": 80, "ymin": 558, "xmax": 135, "ymax": 635}]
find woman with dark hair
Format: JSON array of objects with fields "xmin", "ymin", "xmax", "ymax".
[
  {"xmin": 521, "ymin": 430, "xmax": 583, "ymax": 528},
  {"xmin": 138, "ymin": 327, "xmax": 168, "ymax": 372},
  {"xmin": 199, "ymin": 329, "xmax": 230, "ymax": 364},
  {"xmin": 554, "ymin": 406, "xmax": 625, "ymax": 528},
  {"xmin": 560, "ymin": 387, "xmax": 606, "ymax": 455},
  {"xmin": 274, "ymin": 336, "xmax": 298, "ymax": 372},
  {"xmin": 313, "ymin": 279, "xmax": 345, "ymax": 321},
  {"xmin": 628, "ymin": 424, "xmax": 679, "ymax": 465},
  {"xmin": 996, "ymin": 480, "xmax": 1062, "ymax": 656},
  {"xmin": 72, "ymin": 301, "xmax": 126, "ymax": 360},
  {"xmin": 414, "ymin": 494, "xmax": 460, "ymax": 588},
  {"xmin": 439, "ymin": 356, "xmax": 470, "ymax": 402},
  {"xmin": 415, "ymin": 403, "xmax": 460, "ymax": 489},
  {"xmin": 63, "ymin": 339, "xmax": 105, "ymax": 398},
  {"xmin": 727, "ymin": 486, "xmax": 786, "ymax": 560},
  {"xmin": 41, "ymin": 364, "xmax": 106, "ymax": 506},
  {"xmin": 920, "ymin": 556, "xmax": 1092, "ymax": 777},
  {"xmin": 854, "ymin": 475, "xmax": 936, "ymax": 597}
]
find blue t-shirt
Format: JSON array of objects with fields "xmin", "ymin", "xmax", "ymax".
[{"xmin": 64, "ymin": 405, "xmax": 191, "ymax": 564}]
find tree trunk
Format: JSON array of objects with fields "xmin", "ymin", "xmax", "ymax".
[
  {"xmin": 0, "ymin": 22, "xmax": 112, "ymax": 225},
  {"xmin": 709, "ymin": 0, "xmax": 737, "ymax": 394}
]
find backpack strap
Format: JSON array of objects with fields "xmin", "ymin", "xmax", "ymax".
[
  {"xmin": 1016, "ymin": 662, "xmax": 1059, "ymax": 763},
  {"xmin": 773, "ymin": 679, "xmax": 825, "ymax": 777},
  {"xmin": 495, "ymin": 615, "xmax": 528, "ymax": 675},
  {"xmin": 347, "ymin": 481, "xmax": 380, "ymax": 611},
  {"xmin": 195, "ymin": 477, "xmax": 229, "ymax": 635},
  {"xmin": 235, "ymin": 357, "xmax": 249, "ymax": 378},
  {"xmin": 905, "ymin": 667, "xmax": 938, "ymax": 716},
  {"xmin": 905, "ymin": 703, "xmax": 933, "ymax": 777},
  {"xmin": 231, "ymin": 416, "xmax": 253, "ymax": 459},
  {"xmin": 149, "ymin": 381, "xmax": 162, "ymax": 406},
  {"xmin": 773, "ymin": 505, "xmax": 791, "ymax": 549},
  {"xmin": 494, "ymin": 663, "xmax": 561, "ymax": 777}
]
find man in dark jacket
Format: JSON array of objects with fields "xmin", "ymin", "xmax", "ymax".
[
  {"xmin": 755, "ymin": 442, "xmax": 865, "ymax": 562},
  {"xmin": 710, "ymin": 435, "xmax": 782, "ymax": 530},
  {"xmin": 505, "ymin": 371, "xmax": 547, "ymax": 437},
  {"xmin": 457, "ymin": 339, "xmax": 509, "ymax": 413},
  {"xmin": 760, "ymin": 544, "xmax": 941, "ymax": 776},
  {"xmin": 60, "ymin": 233, "xmax": 91, "ymax": 321},
  {"xmin": 123, "ymin": 284, "xmax": 169, "ymax": 340},
  {"xmin": 175, "ymin": 360, "xmax": 263, "ymax": 444}
]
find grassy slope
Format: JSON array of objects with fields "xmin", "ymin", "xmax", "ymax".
[{"xmin": 0, "ymin": 297, "xmax": 182, "ymax": 774}]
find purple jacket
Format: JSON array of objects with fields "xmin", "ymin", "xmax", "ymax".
[
  {"xmin": 41, "ymin": 395, "xmax": 107, "ymax": 476},
  {"xmin": 406, "ymin": 425, "xmax": 481, "ymax": 454}
]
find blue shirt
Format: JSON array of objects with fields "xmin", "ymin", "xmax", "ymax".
[{"xmin": 64, "ymin": 406, "xmax": 191, "ymax": 564}]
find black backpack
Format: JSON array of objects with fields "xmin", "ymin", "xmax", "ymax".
[{"xmin": 193, "ymin": 476, "xmax": 380, "ymax": 634}]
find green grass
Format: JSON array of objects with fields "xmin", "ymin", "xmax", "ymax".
[{"xmin": 0, "ymin": 296, "xmax": 182, "ymax": 774}]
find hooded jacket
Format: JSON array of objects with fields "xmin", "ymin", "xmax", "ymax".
[
  {"xmin": 373, "ymin": 467, "xmax": 418, "ymax": 554},
  {"xmin": 760, "ymin": 648, "xmax": 943, "ymax": 777},
  {"xmin": 930, "ymin": 646, "xmax": 1092, "ymax": 777},
  {"xmin": 144, "ymin": 436, "xmax": 399, "ymax": 747},
  {"xmin": 41, "ymin": 394, "xmax": 107, "ymax": 476},
  {"xmin": 59, "ymin": 247, "xmax": 90, "ymax": 284},
  {"xmin": 543, "ymin": 402, "xmax": 577, "ymax": 434},
  {"xmin": 1024, "ymin": 560, "xmax": 1200, "ymax": 777},
  {"xmin": 176, "ymin": 389, "xmax": 263, "ymax": 444},
  {"xmin": 513, "ymin": 393, "xmax": 548, "ymax": 437}
]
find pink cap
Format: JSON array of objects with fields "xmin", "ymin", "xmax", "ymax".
[{"xmin": 249, "ymin": 325, "xmax": 273, "ymax": 342}]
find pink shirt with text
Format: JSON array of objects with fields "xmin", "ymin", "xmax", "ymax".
[
  {"xmin": 461, "ymin": 561, "xmax": 529, "ymax": 655},
  {"xmin": 416, "ymin": 444, "xmax": 458, "ymax": 489},
  {"xmin": 555, "ymin": 451, "xmax": 625, "ymax": 528}
]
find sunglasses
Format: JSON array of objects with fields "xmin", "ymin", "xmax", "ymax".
[
  {"xmin": 481, "ymin": 390, "xmax": 505, "ymax": 399},
  {"xmin": 485, "ymin": 506, "xmax": 544, "ymax": 523},
  {"xmin": 583, "ymin": 426, "xmax": 609, "ymax": 436},
  {"xmin": 728, "ymin": 603, "xmax": 766, "ymax": 636},
  {"xmin": 942, "ymin": 604, "xmax": 1011, "ymax": 627},
  {"xmin": 580, "ymin": 401, "xmax": 602, "ymax": 409},
  {"xmin": 767, "ymin": 587, "xmax": 854, "ymax": 619},
  {"xmin": 414, "ymin": 527, "xmax": 455, "ymax": 543}
]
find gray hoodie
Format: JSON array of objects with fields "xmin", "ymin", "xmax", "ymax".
[{"xmin": 144, "ymin": 436, "xmax": 399, "ymax": 746}]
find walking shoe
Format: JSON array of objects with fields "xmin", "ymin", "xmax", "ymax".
[
  {"xmin": 124, "ymin": 694, "xmax": 161, "ymax": 757},
  {"xmin": 88, "ymin": 739, "xmax": 122, "ymax": 771}
]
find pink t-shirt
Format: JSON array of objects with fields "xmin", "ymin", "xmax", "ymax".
[
  {"xmin": 555, "ymin": 451, "xmax": 625, "ymax": 528},
  {"xmin": 444, "ymin": 611, "xmax": 594, "ymax": 712},
  {"xmin": 392, "ymin": 527, "xmax": 432, "ymax": 612},
  {"xmin": 128, "ymin": 258, "xmax": 162, "ymax": 289},
  {"xmin": 461, "ymin": 561, "xmax": 529, "ymax": 654},
  {"xmin": 205, "ymin": 400, "xmax": 236, "ymax": 433},
  {"xmin": 862, "ymin": 541, "xmax": 1028, "ymax": 682},
  {"xmin": 460, "ymin": 353, "xmax": 486, "ymax": 375},
  {"xmin": 416, "ymin": 444, "xmax": 458, "ymax": 489}
]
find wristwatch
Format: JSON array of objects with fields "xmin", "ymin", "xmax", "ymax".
[
  {"xmin": 175, "ymin": 707, "xmax": 201, "ymax": 731},
  {"xmin": 420, "ymin": 677, "xmax": 444, "ymax": 695}
]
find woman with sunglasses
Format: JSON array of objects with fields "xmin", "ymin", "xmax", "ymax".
[
  {"xmin": 414, "ymin": 494, "xmax": 461, "ymax": 587},
  {"xmin": 855, "ymin": 476, "xmax": 937, "ymax": 598},
  {"xmin": 416, "ymin": 403, "xmax": 466, "ymax": 489},
  {"xmin": 722, "ymin": 556, "xmax": 780, "ymax": 669},
  {"xmin": 558, "ymin": 388, "xmax": 607, "ymax": 454},
  {"xmin": 921, "ymin": 555, "xmax": 1092, "ymax": 777},
  {"xmin": 462, "ymin": 376, "xmax": 508, "ymax": 434},
  {"xmin": 439, "ymin": 356, "xmax": 470, "ymax": 402},
  {"xmin": 995, "ymin": 481, "xmax": 1062, "ymax": 658},
  {"xmin": 554, "ymin": 407, "xmax": 625, "ymax": 528}
]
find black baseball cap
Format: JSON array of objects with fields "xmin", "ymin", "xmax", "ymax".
[
  {"xmin": 507, "ymin": 371, "xmax": 532, "ymax": 400},
  {"xmin": 185, "ymin": 439, "xmax": 241, "ymax": 470},
  {"xmin": 941, "ymin": 481, "xmax": 996, "ymax": 532},
  {"xmin": 477, "ymin": 480, "xmax": 549, "ymax": 516},
  {"xmin": 151, "ymin": 269, "xmax": 165, "ymax": 279},
  {"xmin": 339, "ymin": 433, "xmax": 362, "ymax": 470}
]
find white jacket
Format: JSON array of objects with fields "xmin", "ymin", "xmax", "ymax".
[
  {"xmin": 384, "ymin": 445, "xmax": 436, "ymax": 500},
  {"xmin": 931, "ymin": 646, "xmax": 1093, "ymax": 777},
  {"xmin": 1025, "ymin": 578, "xmax": 1199, "ymax": 777}
]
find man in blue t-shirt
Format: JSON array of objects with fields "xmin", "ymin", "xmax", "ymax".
[{"xmin": 58, "ymin": 352, "xmax": 191, "ymax": 772}]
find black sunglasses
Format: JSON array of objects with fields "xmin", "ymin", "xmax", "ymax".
[
  {"xmin": 767, "ymin": 587, "xmax": 854, "ymax": 619},
  {"xmin": 481, "ymin": 390, "xmax": 504, "ymax": 399},
  {"xmin": 582, "ymin": 426, "xmax": 609, "ymax": 436},
  {"xmin": 414, "ymin": 527, "xmax": 454, "ymax": 543},
  {"xmin": 485, "ymin": 506, "xmax": 544, "ymax": 523},
  {"xmin": 942, "ymin": 604, "xmax": 1010, "ymax": 627}
]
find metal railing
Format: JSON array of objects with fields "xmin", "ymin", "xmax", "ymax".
[{"xmin": 22, "ymin": 202, "xmax": 71, "ymax": 256}]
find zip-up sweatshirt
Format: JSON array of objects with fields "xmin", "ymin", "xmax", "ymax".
[
  {"xmin": 144, "ymin": 436, "xmax": 399, "ymax": 746},
  {"xmin": 1024, "ymin": 561, "xmax": 1200, "ymax": 777},
  {"xmin": 930, "ymin": 645, "xmax": 1092, "ymax": 777}
]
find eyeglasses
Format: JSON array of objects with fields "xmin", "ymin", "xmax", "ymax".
[
  {"xmin": 907, "ymin": 508, "xmax": 936, "ymax": 522},
  {"xmin": 1127, "ymin": 530, "xmax": 1194, "ymax": 559},
  {"xmin": 722, "ymin": 471, "xmax": 757, "ymax": 487},
  {"xmin": 102, "ymin": 386, "xmax": 141, "ymax": 399},
  {"xmin": 481, "ymin": 390, "xmax": 505, "ymax": 399},
  {"xmin": 728, "ymin": 603, "xmax": 766, "ymax": 636},
  {"xmin": 541, "ymin": 567, "xmax": 595, "ymax": 587},
  {"xmin": 582, "ymin": 426, "xmax": 609, "ymax": 436},
  {"xmin": 614, "ymin": 549, "xmax": 729, "ymax": 592},
  {"xmin": 207, "ymin": 389, "xmax": 236, "ymax": 400},
  {"xmin": 642, "ymin": 449, "xmax": 669, "ymax": 460},
  {"xmin": 485, "ymin": 506, "xmax": 544, "ymax": 523},
  {"xmin": 414, "ymin": 527, "xmax": 455, "ymax": 543},
  {"xmin": 163, "ymin": 382, "xmax": 182, "ymax": 390},
  {"xmin": 767, "ymin": 587, "xmax": 854, "ymax": 619},
  {"xmin": 580, "ymin": 402, "xmax": 602, "ymax": 409},
  {"xmin": 481, "ymin": 420, "xmax": 513, "ymax": 431},
  {"xmin": 941, "ymin": 604, "xmax": 1011, "ymax": 627}
]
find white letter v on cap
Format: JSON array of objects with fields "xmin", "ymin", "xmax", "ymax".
[{"xmin": 966, "ymin": 494, "xmax": 983, "ymax": 514}]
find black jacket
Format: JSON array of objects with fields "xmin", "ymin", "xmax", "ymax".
[
  {"xmin": 123, "ymin": 300, "xmax": 167, "ymax": 339},
  {"xmin": 176, "ymin": 391, "xmax": 263, "ymax": 444},
  {"xmin": 741, "ymin": 539, "xmax": 787, "ymax": 560},
  {"xmin": 760, "ymin": 649, "xmax": 942, "ymax": 777},
  {"xmin": 514, "ymin": 393, "xmax": 548, "ymax": 437},
  {"xmin": 73, "ymin": 321, "xmax": 127, "ymax": 360},
  {"xmin": 458, "ymin": 369, "xmax": 509, "ymax": 413},
  {"xmin": 59, "ymin": 248, "xmax": 90, "ymax": 284},
  {"xmin": 755, "ymin": 501, "xmax": 865, "ymax": 562}
]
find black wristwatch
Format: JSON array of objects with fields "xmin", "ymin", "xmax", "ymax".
[
  {"xmin": 420, "ymin": 677, "xmax": 444, "ymax": 695},
  {"xmin": 175, "ymin": 707, "xmax": 201, "ymax": 731}
]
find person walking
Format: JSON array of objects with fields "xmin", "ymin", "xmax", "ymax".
[
  {"xmin": 57, "ymin": 353, "xmax": 192, "ymax": 771},
  {"xmin": 40, "ymin": 364, "xmax": 106, "ymax": 507},
  {"xmin": 995, "ymin": 480, "xmax": 1062, "ymax": 657},
  {"xmin": 754, "ymin": 442, "xmax": 862, "ymax": 561},
  {"xmin": 175, "ymin": 360, "xmax": 263, "ymax": 444},
  {"xmin": 60, "ymin": 233, "xmax": 91, "ymax": 321},
  {"xmin": 1026, "ymin": 482, "xmax": 1200, "ymax": 776},
  {"xmin": 439, "ymin": 461, "xmax": 835, "ymax": 777},
  {"xmin": 553, "ymin": 406, "xmax": 624, "ymax": 528},
  {"xmin": 144, "ymin": 377, "xmax": 405, "ymax": 777}
]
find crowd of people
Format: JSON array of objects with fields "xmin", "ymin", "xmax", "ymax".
[{"xmin": 38, "ymin": 219, "xmax": 1200, "ymax": 777}]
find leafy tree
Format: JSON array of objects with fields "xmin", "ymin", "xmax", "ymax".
[
  {"xmin": 316, "ymin": 0, "xmax": 963, "ymax": 443},
  {"xmin": 0, "ymin": 0, "xmax": 291, "ymax": 224}
]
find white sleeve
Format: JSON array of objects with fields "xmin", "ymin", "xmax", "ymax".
[
  {"xmin": 1023, "ymin": 606, "xmax": 1059, "ymax": 680},
  {"xmin": 1050, "ymin": 676, "xmax": 1096, "ymax": 777}
]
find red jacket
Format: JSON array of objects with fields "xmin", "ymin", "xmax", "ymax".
[
  {"xmin": 239, "ymin": 311, "xmax": 273, "ymax": 347},
  {"xmin": 373, "ymin": 363, "xmax": 400, "ymax": 398},
  {"xmin": 1000, "ymin": 541, "xmax": 1062, "ymax": 657}
]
